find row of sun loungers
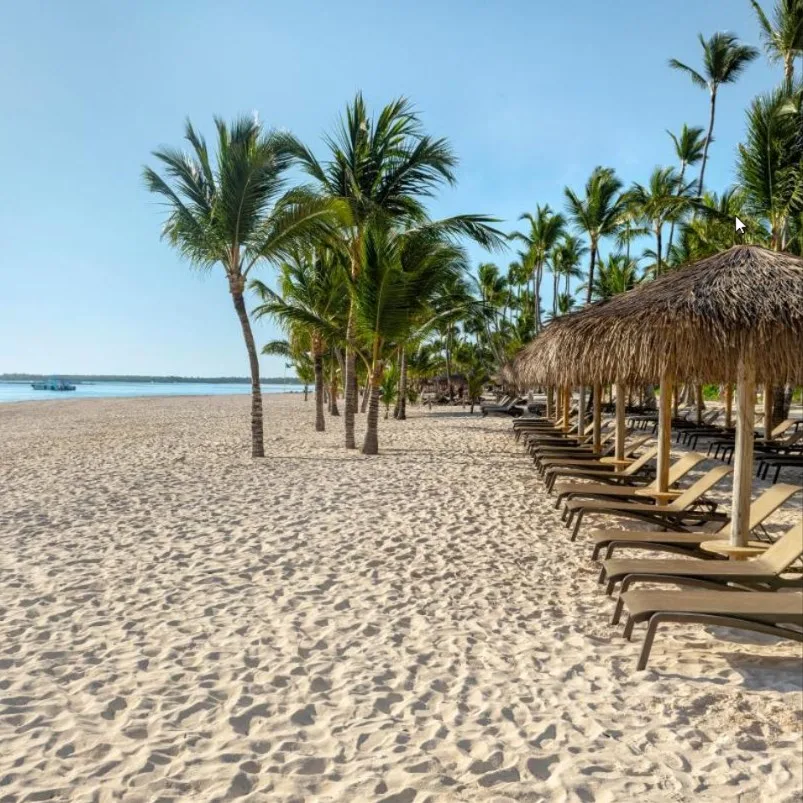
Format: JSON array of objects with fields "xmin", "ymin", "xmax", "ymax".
[{"xmin": 514, "ymin": 409, "xmax": 803, "ymax": 670}]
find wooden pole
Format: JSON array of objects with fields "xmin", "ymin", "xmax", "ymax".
[
  {"xmin": 577, "ymin": 386, "xmax": 586, "ymax": 436},
  {"xmin": 615, "ymin": 381, "xmax": 626, "ymax": 463},
  {"xmin": 546, "ymin": 386, "xmax": 554, "ymax": 420},
  {"xmin": 672, "ymin": 384, "xmax": 679, "ymax": 418},
  {"xmin": 730, "ymin": 351, "xmax": 756, "ymax": 547},
  {"xmin": 657, "ymin": 372, "xmax": 674, "ymax": 492},
  {"xmin": 562, "ymin": 386, "xmax": 571, "ymax": 431},
  {"xmin": 592, "ymin": 383, "xmax": 602, "ymax": 454},
  {"xmin": 724, "ymin": 383, "xmax": 733, "ymax": 429},
  {"xmin": 763, "ymin": 383, "xmax": 773, "ymax": 441},
  {"xmin": 695, "ymin": 384, "xmax": 704, "ymax": 425}
]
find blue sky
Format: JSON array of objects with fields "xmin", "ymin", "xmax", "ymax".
[{"xmin": 0, "ymin": 0, "xmax": 778, "ymax": 376}]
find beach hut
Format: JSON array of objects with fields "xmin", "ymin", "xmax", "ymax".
[{"xmin": 516, "ymin": 245, "xmax": 803, "ymax": 546}]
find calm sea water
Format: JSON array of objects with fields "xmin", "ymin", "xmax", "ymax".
[{"xmin": 0, "ymin": 381, "xmax": 304, "ymax": 404}]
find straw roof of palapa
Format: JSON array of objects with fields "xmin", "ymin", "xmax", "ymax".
[{"xmin": 517, "ymin": 245, "xmax": 803, "ymax": 386}]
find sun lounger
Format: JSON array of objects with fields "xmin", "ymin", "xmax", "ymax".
[
  {"xmin": 554, "ymin": 451, "xmax": 707, "ymax": 512},
  {"xmin": 618, "ymin": 589, "xmax": 803, "ymax": 670},
  {"xmin": 756, "ymin": 454, "xmax": 803, "ymax": 483},
  {"xmin": 565, "ymin": 465, "xmax": 733, "ymax": 541},
  {"xmin": 537, "ymin": 435, "xmax": 651, "ymax": 478},
  {"xmin": 604, "ymin": 521, "xmax": 803, "ymax": 624},
  {"xmin": 545, "ymin": 446, "xmax": 658, "ymax": 493},
  {"xmin": 591, "ymin": 483, "xmax": 801, "ymax": 567}
]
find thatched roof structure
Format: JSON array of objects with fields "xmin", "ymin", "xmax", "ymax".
[{"xmin": 517, "ymin": 246, "xmax": 803, "ymax": 386}]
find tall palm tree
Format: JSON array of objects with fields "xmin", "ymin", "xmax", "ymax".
[
  {"xmin": 669, "ymin": 33, "xmax": 759, "ymax": 196},
  {"xmin": 351, "ymin": 223, "xmax": 468, "ymax": 454},
  {"xmin": 287, "ymin": 93, "xmax": 503, "ymax": 449},
  {"xmin": 737, "ymin": 81, "xmax": 803, "ymax": 250},
  {"xmin": 513, "ymin": 205, "xmax": 565, "ymax": 332},
  {"xmin": 550, "ymin": 234, "xmax": 588, "ymax": 314},
  {"xmin": 750, "ymin": 0, "xmax": 803, "ymax": 87},
  {"xmin": 251, "ymin": 246, "xmax": 348, "ymax": 432},
  {"xmin": 666, "ymin": 124, "xmax": 707, "ymax": 256},
  {"xmin": 626, "ymin": 166, "xmax": 694, "ymax": 275},
  {"xmin": 143, "ymin": 117, "xmax": 335, "ymax": 457},
  {"xmin": 564, "ymin": 167, "xmax": 627, "ymax": 305}
]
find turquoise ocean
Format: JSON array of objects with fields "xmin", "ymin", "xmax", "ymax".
[{"xmin": 0, "ymin": 381, "xmax": 303, "ymax": 404}]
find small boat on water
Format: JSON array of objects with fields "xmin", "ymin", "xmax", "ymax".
[{"xmin": 31, "ymin": 377, "xmax": 76, "ymax": 391}]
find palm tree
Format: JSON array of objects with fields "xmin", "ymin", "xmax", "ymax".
[
  {"xmin": 750, "ymin": 1, "xmax": 803, "ymax": 87},
  {"xmin": 564, "ymin": 167, "xmax": 627, "ymax": 305},
  {"xmin": 584, "ymin": 254, "xmax": 642, "ymax": 300},
  {"xmin": 669, "ymin": 33, "xmax": 759, "ymax": 196},
  {"xmin": 287, "ymin": 93, "xmax": 504, "ymax": 449},
  {"xmin": 251, "ymin": 246, "xmax": 348, "ymax": 432},
  {"xmin": 143, "ymin": 117, "xmax": 334, "ymax": 457},
  {"xmin": 666, "ymin": 125, "xmax": 707, "ymax": 256},
  {"xmin": 737, "ymin": 82, "xmax": 803, "ymax": 249},
  {"xmin": 351, "ymin": 223, "xmax": 468, "ymax": 454},
  {"xmin": 262, "ymin": 338, "xmax": 314, "ymax": 401},
  {"xmin": 550, "ymin": 234, "xmax": 588, "ymax": 313},
  {"xmin": 626, "ymin": 166, "xmax": 694, "ymax": 275},
  {"xmin": 513, "ymin": 205, "xmax": 565, "ymax": 331}
]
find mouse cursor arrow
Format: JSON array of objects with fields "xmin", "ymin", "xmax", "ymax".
[{"xmin": 735, "ymin": 217, "xmax": 746, "ymax": 235}]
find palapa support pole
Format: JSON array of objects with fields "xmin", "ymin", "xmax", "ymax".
[
  {"xmin": 592, "ymin": 383, "xmax": 602, "ymax": 454},
  {"xmin": 763, "ymin": 383, "xmax": 773, "ymax": 441},
  {"xmin": 730, "ymin": 349, "xmax": 756, "ymax": 547},
  {"xmin": 546, "ymin": 386, "xmax": 554, "ymax": 420},
  {"xmin": 695, "ymin": 384, "xmax": 704, "ymax": 425},
  {"xmin": 657, "ymin": 372, "xmax": 674, "ymax": 492},
  {"xmin": 562, "ymin": 386, "xmax": 571, "ymax": 431},
  {"xmin": 577, "ymin": 387, "xmax": 586, "ymax": 437},
  {"xmin": 615, "ymin": 381, "xmax": 626, "ymax": 465},
  {"xmin": 673, "ymin": 384, "xmax": 679, "ymax": 418},
  {"xmin": 725, "ymin": 384, "xmax": 733, "ymax": 429}
]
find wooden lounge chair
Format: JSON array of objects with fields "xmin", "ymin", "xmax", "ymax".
[
  {"xmin": 604, "ymin": 521, "xmax": 803, "ymax": 624},
  {"xmin": 591, "ymin": 483, "xmax": 801, "ymax": 569},
  {"xmin": 530, "ymin": 426, "xmax": 617, "ymax": 460},
  {"xmin": 546, "ymin": 446, "xmax": 658, "ymax": 493},
  {"xmin": 536, "ymin": 434, "xmax": 649, "ymax": 477},
  {"xmin": 565, "ymin": 465, "xmax": 733, "ymax": 541},
  {"xmin": 553, "ymin": 451, "xmax": 707, "ymax": 512},
  {"xmin": 618, "ymin": 589, "xmax": 803, "ymax": 670}
]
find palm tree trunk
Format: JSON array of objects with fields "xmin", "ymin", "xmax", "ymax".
[
  {"xmin": 698, "ymin": 90, "xmax": 717, "ymax": 197},
  {"xmin": 343, "ymin": 307, "xmax": 357, "ymax": 448},
  {"xmin": 445, "ymin": 326, "xmax": 454, "ymax": 401},
  {"xmin": 313, "ymin": 348, "xmax": 325, "ymax": 432},
  {"xmin": 552, "ymin": 272, "xmax": 558, "ymax": 317},
  {"xmin": 330, "ymin": 371, "xmax": 339, "ymax": 416},
  {"xmin": 303, "ymin": 385, "xmax": 308, "ymax": 402},
  {"xmin": 360, "ymin": 374, "xmax": 370, "ymax": 412},
  {"xmin": 585, "ymin": 245, "xmax": 597, "ymax": 305},
  {"xmin": 534, "ymin": 261, "xmax": 543, "ymax": 331},
  {"xmin": 655, "ymin": 227, "xmax": 663, "ymax": 276},
  {"xmin": 666, "ymin": 163, "xmax": 686, "ymax": 260},
  {"xmin": 397, "ymin": 348, "xmax": 408, "ymax": 420},
  {"xmin": 231, "ymin": 287, "xmax": 264, "ymax": 458},
  {"xmin": 362, "ymin": 360, "xmax": 383, "ymax": 455}
]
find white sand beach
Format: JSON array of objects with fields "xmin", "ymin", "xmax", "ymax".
[{"xmin": 0, "ymin": 394, "xmax": 801, "ymax": 802}]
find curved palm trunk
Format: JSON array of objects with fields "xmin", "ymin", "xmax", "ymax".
[
  {"xmin": 698, "ymin": 90, "xmax": 717, "ymax": 197},
  {"xmin": 552, "ymin": 272, "xmax": 559, "ymax": 317},
  {"xmin": 360, "ymin": 374, "xmax": 370, "ymax": 412},
  {"xmin": 585, "ymin": 245, "xmax": 597, "ymax": 305},
  {"xmin": 534, "ymin": 261, "xmax": 543, "ymax": 332},
  {"xmin": 313, "ymin": 347, "xmax": 325, "ymax": 432},
  {"xmin": 396, "ymin": 348, "xmax": 408, "ymax": 420},
  {"xmin": 231, "ymin": 288, "xmax": 264, "ymax": 458}
]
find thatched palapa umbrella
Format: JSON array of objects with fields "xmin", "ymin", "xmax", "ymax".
[{"xmin": 517, "ymin": 245, "xmax": 803, "ymax": 546}]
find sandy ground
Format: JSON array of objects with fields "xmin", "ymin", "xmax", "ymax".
[{"xmin": 0, "ymin": 393, "xmax": 801, "ymax": 803}]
